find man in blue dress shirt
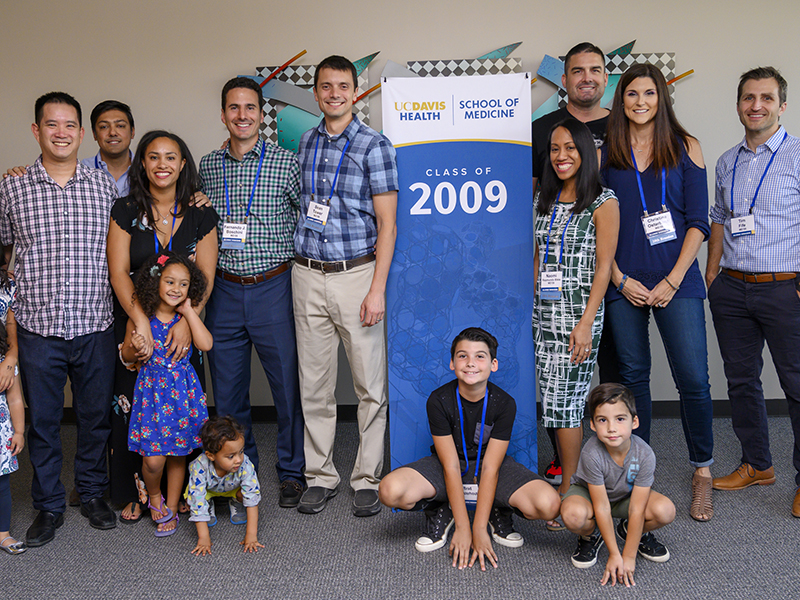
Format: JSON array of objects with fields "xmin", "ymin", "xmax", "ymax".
[{"xmin": 706, "ymin": 66, "xmax": 800, "ymax": 518}]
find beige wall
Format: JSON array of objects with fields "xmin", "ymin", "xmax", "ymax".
[{"xmin": 2, "ymin": 0, "xmax": 799, "ymax": 405}]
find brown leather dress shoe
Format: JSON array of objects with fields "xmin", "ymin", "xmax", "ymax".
[
  {"xmin": 792, "ymin": 489, "xmax": 800, "ymax": 518},
  {"xmin": 712, "ymin": 463, "xmax": 776, "ymax": 490}
]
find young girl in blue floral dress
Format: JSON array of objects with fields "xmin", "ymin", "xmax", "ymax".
[
  {"xmin": 0, "ymin": 265, "xmax": 25, "ymax": 555},
  {"xmin": 123, "ymin": 252, "xmax": 212, "ymax": 537}
]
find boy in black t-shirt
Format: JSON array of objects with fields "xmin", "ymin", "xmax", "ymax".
[{"xmin": 379, "ymin": 327, "xmax": 560, "ymax": 570}]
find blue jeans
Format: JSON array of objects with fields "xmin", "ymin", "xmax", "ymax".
[
  {"xmin": 708, "ymin": 273, "xmax": 800, "ymax": 485},
  {"xmin": 605, "ymin": 298, "xmax": 713, "ymax": 467},
  {"xmin": 205, "ymin": 268, "xmax": 305, "ymax": 481},
  {"xmin": 17, "ymin": 326, "xmax": 115, "ymax": 513}
]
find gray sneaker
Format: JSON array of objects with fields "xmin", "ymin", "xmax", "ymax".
[{"xmin": 229, "ymin": 500, "xmax": 247, "ymax": 525}]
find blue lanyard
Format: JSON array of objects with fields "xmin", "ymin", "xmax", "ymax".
[
  {"xmin": 630, "ymin": 149, "xmax": 665, "ymax": 216},
  {"xmin": 222, "ymin": 142, "xmax": 266, "ymax": 222},
  {"xmin": 457, "ymin": 388, "xmax": 489, "ymax": 481},
  {"xmin": 95, "ymin": 155, "xmax": 101, "ymax": 169},
  {"xmin": 543, "ymin": 191, "xmax": 573, "ymax": 267},
  {"xmin": 153, "ymin": 203, "xmax": 177, "ymax": 253},
  {"xmin": 311, "ymin": 132, "xmax": 350, "ymax": 204},
  {"xmin": 730, "ymin": 131, "xmax": 787, "ymax": 215}
]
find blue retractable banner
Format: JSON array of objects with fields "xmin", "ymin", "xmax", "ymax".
[{"xmin": 383, "ymin": 73, "xmax": 536, "ymax": 471}]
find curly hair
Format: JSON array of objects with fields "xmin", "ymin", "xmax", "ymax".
[
  {"xmin": 200, "ymin": 415, "xmax": 245, "ymax": 454},
  {"xmin": 133, "ymin": 251, "xmax": 207, "ymax": 317}
]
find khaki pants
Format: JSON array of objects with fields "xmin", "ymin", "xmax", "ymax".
[{"xmin": 292, "ymin": 261, "xmax": 387, "ymax": 490}]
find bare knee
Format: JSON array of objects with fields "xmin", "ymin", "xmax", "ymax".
[
  {"xmin": 142, "ymin": 457, "xmax": 163, "ymax": 477},
  {"xmin": 510, "ymin": 481, "xmax": 560, "ymax": 520},
  {"xmin": 646, "ymin": 494, "xmax": 676, "ymax": 529},
  {"xmin": 561, "ymin": 497, "xmax": 593, "ymax": 532},
  {"xmin": 379, "ymin": 474, "xmax": 409, "ymax": 508}
]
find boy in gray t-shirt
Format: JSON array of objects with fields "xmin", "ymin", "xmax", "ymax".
[{"xmin": 561, "ymin": 384, "xmax": 675, "ymax": 587}]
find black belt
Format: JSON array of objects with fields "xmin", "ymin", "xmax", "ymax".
[
  {"xmin": 216, "ymin": 262, "xmax": 290, "ymax": 285},
  {"xmin": 294, "ymin": 253, "xmax": 375, "ymax": 274}
]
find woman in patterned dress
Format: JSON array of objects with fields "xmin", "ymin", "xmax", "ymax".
[{"xmin": 533, "ymin": 118, "xmax": 619, "ymax": 502}]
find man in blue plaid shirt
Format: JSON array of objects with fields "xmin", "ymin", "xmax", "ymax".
[
  {"xmin": 0, "ymin": 92, "xmax": 118, "ymax": 546},
  {"xmin": 293, "ymin": 55, "xmax": 398, "ymax": 517},
  {"xmin": 200, "ymin": 77, "xmax": 306, "ymax": 508}
]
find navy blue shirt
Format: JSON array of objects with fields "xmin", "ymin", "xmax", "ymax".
[{"xmin": 601, "ymin": 147, "xmax": 710, "ymax": 303}]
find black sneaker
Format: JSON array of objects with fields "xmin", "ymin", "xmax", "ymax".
[
  {"xmin": 488, "ymin": 506, "xmax": 524, "ymax": 547},
  {"xmin": 570, "ymin": 531, "xmax": 604, "ymax": 568},
  {"xmin": 616, "ymin": 519, "xmax": 670, "ymax": 563},
  {"xmin": 543, "ymin": 456, "xmax": 563, "ymax": 486},
  {"xmin": 414, "ymin": 503, "xmax": 454, "ymax": 553}
]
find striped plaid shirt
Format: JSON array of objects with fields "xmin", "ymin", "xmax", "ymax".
[
  {"xmin": 712, "ymin": 126, "xmax": 800, "ymax": 272},
  {"xmin": 0, "ymin": 157, "xmax": 117, "ymax": 339},
  {"xmin": 294, "ymin": 116, "xmax": 398, "ymax": 262},
  {"xmin": 200, "ymin": 138, "xmax": 300, "ymax": 275}
]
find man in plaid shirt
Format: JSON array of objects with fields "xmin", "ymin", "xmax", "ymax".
[
  {"xmin": 200, "ymin": 77, "xmax": 306, "ymax": 508},
  {"xmin": 0, "ymin": 92, "xmax": 118, "ymax": 546},
  {"xmin": 293, "ymin": 56, "xmax": 398, "ymax": 517}
]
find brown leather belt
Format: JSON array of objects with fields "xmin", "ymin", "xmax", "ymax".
[
  {"xmin": 294, "ymin": 253, "xmax": 375, "ymax": 274},
  {"xmin": 722, "ymin": 269, "xmax": 798, "ymax": 283},
  {"xmin": 216, "ymin": 262, "xmax": 290, "ymax": 285}
]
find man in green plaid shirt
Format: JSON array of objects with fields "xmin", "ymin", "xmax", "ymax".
[{"xmin": 199, "ymin": 77, "xmax": 305, "ymax": 509}]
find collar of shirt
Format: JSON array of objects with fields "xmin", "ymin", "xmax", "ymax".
[
  {"xmin": 315, "ymin": 115, "xmax": 359, "ymax": 144},
  {"xmin": 736, "ymin": 125, "xmax": 787, "ymax": 156},
  {"xmin": 224, "ymin": 137, "xmax": 265, "ymax": 163},
  {"xmin": 81, "ymin": 151, "xmax": 132, "ymax": 196},
  {"xmin": 29, "ymin": 156, "xmax": 92, "ymax": 186}
]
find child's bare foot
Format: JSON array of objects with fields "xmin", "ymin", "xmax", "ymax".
[
  {"xmin": 178, "ymin": 499, "xmax": 190, "ymax": 514},
  {"xmin": 148, "ymin": 494, "xmax": 172, "ymax": 523},
  {"xmin": 157, "ymin": 513, "xmax": 179, "ymax": 535}
]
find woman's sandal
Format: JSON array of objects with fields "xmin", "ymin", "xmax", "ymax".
[
  {"xmin": 690, "ymin": 472, "xmax": 714, "ymax": 522},
  {"xmin": 119, "ymin": 501, "xmax": 147, "ymax": 524},
  {"xmin": 148, "ymin": 495, "xmax": 174, "ymax": 524},
  {"xmin": 0, "ymin": 536, "xmax": 27, "ymax": 555}
]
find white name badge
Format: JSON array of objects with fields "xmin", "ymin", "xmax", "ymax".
[
  {"xmin": 540, "ymin": 270, "xmax": 563, "ymax": 301},
  {"xmin": 220, "ymin": 222, "xmax": 248, "ymax": 250},
  {"xmin": 731, "ymin": 214, "xmax": 755, "ymax": 237},
  {"xmin": 303, "ymin": 200, "xmax": 330, "ymax": 233},
  {"xmin": 463, "ymin": 484, "xmax": 478, "ymax": 509},
  {"xmin": 641, "ymin": 210, "xmax": 678, "ymax": 246}
]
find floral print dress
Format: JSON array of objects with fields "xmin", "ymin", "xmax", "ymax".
[
  {"xmin": 128, "ymin": 314, "xmax": 208, "ymax": 456},
  {"xmin": 0, "ymin": 280, "xmax": 17, "ymax": 476}
]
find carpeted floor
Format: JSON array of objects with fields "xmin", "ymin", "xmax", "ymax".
[{"xmin": 5, "ymin": 417, "xmax": 799, "ymax": 600}]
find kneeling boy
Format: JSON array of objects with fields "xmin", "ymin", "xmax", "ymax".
[
  {"xmin": 561, "ymin": 383, "xmax": 675, "ymax": 587},
  {"xmin": 379, "ymin": 327, "xmax": 560, "ymax": 570}
]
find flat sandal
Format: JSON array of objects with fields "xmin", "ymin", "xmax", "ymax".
[{"xmin": 0, "ymin": 536, "xmax": 27, "ymax": 555}]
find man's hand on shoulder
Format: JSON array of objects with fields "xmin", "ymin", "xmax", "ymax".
[
  {"xmin": 3, "ymin": 166, "xmax": 28, "ymax": 179},
  {"xmin": 189, "ymin": 191, "xmax": 212, "ymax": 208}
]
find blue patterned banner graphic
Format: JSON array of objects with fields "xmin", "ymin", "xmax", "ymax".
[{"xmin": 382, "ymin": 73, "xmax": 536, "ymax": 471}]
